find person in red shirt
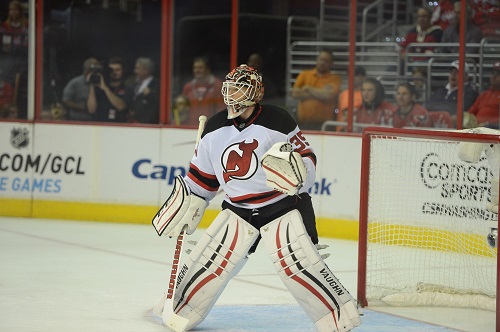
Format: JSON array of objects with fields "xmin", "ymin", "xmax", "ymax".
[
  {"xmin": 467, "ymin": 60, "xmax": 500, "ymax": 128},
  {"xmin": 352, "ymin": 77, "xmax": 396, "ymax": 132},
  {"xmin": 393, "ymin": 82, "xmax": 433, "ymax": 128},
  {"xmin": 399, "ymin": 7, "xmax": 443, "ymax": 62},
  {"xmin": 468, "ymin": 0, "xmax": 500, "ymax": 38},
  {"xmin": 1, "ymin": 0, "xmax": 28, "ymax": 53},
  {"xmin": 431, "ymin": 0, "xmax": 456, "ymax": 30}
]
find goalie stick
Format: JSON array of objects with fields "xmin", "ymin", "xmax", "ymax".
[{"xmin": 153, "ymin": 115, "xmax": 207, "ymax": 326}]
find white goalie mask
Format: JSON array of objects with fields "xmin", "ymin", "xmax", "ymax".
[{"xmin": 221, "ymin": 64, "xmax": 264, "ymax": 119}]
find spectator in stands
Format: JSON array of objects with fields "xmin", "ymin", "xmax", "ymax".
[
  {"xmin": 1, "ymin": 0, "xmax": 28, "ymax": 118},
  {"xmin": 182, "ymin": 56, "xmax": 224, "ymax": 126},
  {"xmin": 426, "ymin": 60, "xmax": 478, "ymax": 126},
  {"xmin": 1, "ymin": 0, "xmax": 28, "ymax": 54},
  {"xmin": 336, "ymin": 66, "xmax": 366, "ymax": 132},
  {"xmin": 411, "ymin": 67, "xmax": 428, "ymax": 103},
  {"xmin": 431, "ymin": 0, "xmax": 456, "ymax": 30},
  {"xmin": 469, "ymin": 0, "xmax": 500, "ymax": 38},
  {"xmin": 399, "ymin": 7, "xmax": 443, "ymax": 62},
  {"xmin": 291, "ymin": 50, "xmax": 341, "ymax": 130},
  {"xmin": 441, "ymin": 1, "xmax": 483, "ymax": 54},
  {"xmin": 172, "ymin": 94, "xmax": 190, "ymax": 125},
  {"xmin": 62, "ymin": 57, "xmax": 100, "ymax": 121},
  {"xmin": 128, "ymin": 57, "xmax": 159, "ymax": 124},
  {"xmin": 351, "ymin": 77, "xmax": 395, "ymax": 132},
  {"xmin": 392, "ymin": 82, "xmax": 433, "ymax": 128},
  {"xmin": 86, "ymin": 57, "xmax": 133, "ymax": 123},
  {"xmin": 467, "ymin": 60, "xmax": 500, "ymax": 128},
  {"xmin": 246, "ymin": 52, "xmax": 278, "ymax": 102}
]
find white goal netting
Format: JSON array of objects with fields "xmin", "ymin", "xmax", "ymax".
[{"xmin": 358, "ymin": 128, "xmax": 499, "ymax": 311}]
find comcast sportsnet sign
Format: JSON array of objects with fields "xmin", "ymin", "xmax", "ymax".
[{"xmin": 420, "ymin": 152, "xmax": 496, "ymax": 221}]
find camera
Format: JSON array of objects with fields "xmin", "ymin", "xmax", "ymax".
[{"xmin": 89, "ymin": 64, "xmax": 104, "ymax": 84}]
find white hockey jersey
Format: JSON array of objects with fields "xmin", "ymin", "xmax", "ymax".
[{"xmin": 184, "ymin": 104, "xmax": 317, "ymax": 209}]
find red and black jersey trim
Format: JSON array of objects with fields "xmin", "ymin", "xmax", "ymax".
[
  {"xmin": 299, "ymin": 148, "xmax": 317, "ymax": 166},
  {"xmin": 231, "ymin": 105, "xmax": 262, "ymax": 129},
  {"xmin": 187, "ymin": 163, "xmax": 219, "ymax": 192},
  {"xmin": 229, "ymin": 190, "xmax": 283, "ymax": 205},
  {"xmin": 203, "ymin": 104, "xmax": 302, "ymax": 137}
]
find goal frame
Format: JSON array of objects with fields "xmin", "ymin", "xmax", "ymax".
[{"xmin": 357, "ymin": 127, "xmax": 500, "ymax": 329}]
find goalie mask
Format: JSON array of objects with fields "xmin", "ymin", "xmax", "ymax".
[{"xmin": 222, "ymin": 64, "xmax": 264, "ymax": 119}]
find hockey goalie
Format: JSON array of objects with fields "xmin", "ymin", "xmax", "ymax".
[{"xmin": 152, "ymin": 64, "xmax": 361, "ymax": 332}]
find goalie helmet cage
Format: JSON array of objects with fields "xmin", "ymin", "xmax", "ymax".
[{"xmin": 356, "ymin": 127, "xmax": 500, "ymax": 329}]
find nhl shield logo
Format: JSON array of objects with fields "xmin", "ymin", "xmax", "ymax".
[{"xmin": 10, "ymin": 128, "xmax": 30, "ymax": 149}]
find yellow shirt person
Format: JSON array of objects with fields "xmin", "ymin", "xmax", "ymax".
[{"xmin": 292, "ymin": 50, "xmax": 341, "ymax": 130}]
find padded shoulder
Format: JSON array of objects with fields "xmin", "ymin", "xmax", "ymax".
[{"xmin": 256, "ymin": 104, "xmax": 298, "ymax": 134}]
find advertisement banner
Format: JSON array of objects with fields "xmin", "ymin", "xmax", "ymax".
[
  {"xmin": 369, "ymin": 138, "xmax": 497, "ymax": 233},
  {"xmin": 0, "ymin": 123, "xmax": 363, "ymax": 223}
]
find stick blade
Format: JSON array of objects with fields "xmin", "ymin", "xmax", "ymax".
[
  {"xmin": 153, "ymin": 296, "xmax": 190, "ymax": 331},
  {"xmin": 165, "ymin": 311, "xmax": 190, "ymax": 332},
  {"xmin": 152, "ymin": 295, "xmax": 165, "ymax": 316},
  {"xmin": 163, "ymin": 297, "xmax": 190, "ymax": 331},
  {"xmin": 161, "ymin": 297, "xmax": 174, "ymax": 324}
]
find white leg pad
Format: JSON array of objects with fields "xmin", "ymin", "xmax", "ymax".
[
  {"xmin": 260, "ymin": 210, "xmax": 361, "ymax": 332},
  {"xmin": 165, "ymin": 209, "xmax": 259, "ymax": 331}
]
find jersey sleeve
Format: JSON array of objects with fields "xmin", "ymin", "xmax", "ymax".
[{"xmin": 184, "ymin": 133, "xmax": 220, "ymax": 202}]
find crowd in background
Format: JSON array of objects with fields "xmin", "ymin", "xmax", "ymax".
[
  {"xmin": 292, "ymin": 2, "xmax": 500, "ymax": 131},
  {"xmin": 293, "ymin": 49, "xmax": 499, "ymax": 131},
  {"xmin": 59, "ymin": 56, "xmax": 159, "ymax": 123},
  {"xmin": 0, "ymin": 0, "xmax": 499, "ymax": 133}
]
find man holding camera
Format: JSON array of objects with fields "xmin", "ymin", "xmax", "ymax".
[
  {"xmin": 86, "ymin": 57, "xmax": 133, "ymax": 122},
  {"xmin": 62, "ymin": 57, "xmax": 100, "ymax": 121}
]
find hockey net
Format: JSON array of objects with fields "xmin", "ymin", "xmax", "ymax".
[{"xmin": 357, "ymin": 127, "xmax": 499, "ymax": 318}]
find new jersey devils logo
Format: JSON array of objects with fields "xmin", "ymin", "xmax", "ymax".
[{"xmin": 222, "ymin": 139, "xmax": 259, "ymax": 183}]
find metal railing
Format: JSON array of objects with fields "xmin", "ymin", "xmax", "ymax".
[
  {"xmin": 403, "ymin": 40, "xmax": 500, "ymax": 91},
  {"xmin": 286, "ymin": 41, "xmax": 402, "ymax": 107},
  {"xmin": 361, "ymin": 0, "xmax": 398, "ymax": 42}
]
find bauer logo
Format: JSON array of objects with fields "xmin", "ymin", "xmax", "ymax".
[{"xmin": 10, "ymin": 128, "xmax": 29, "ymax": 149}]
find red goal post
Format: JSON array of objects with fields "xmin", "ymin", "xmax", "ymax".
[{"xmin": 357, "ymin": 127, "xmax": 499, "ymax": 327}]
